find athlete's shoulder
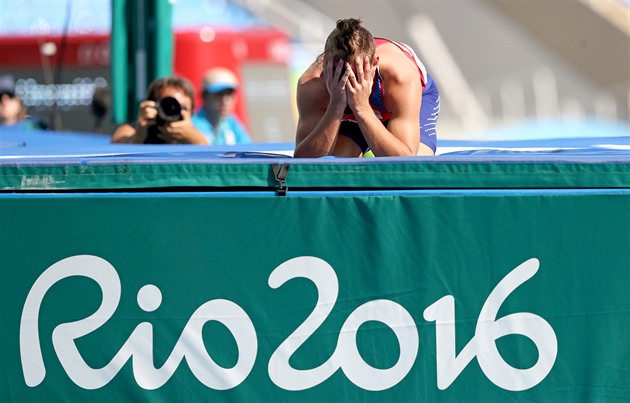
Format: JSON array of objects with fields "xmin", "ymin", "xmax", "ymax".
[
  {"xmin": 376, "ymin": 40, "xmax": 409, "ymax": 59},
  {"xmin": 297, "ymin": 57, "xmax": 328, "ymax": 107},
  {"xmin": 379, "ymin": 53, "xmax": 418, "ymax": 82},
  {"xmin": 298, "ymin": 55, "xmax": 324, "ymax": 85}
]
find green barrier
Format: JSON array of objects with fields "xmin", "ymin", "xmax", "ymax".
[
  {"xmin": 1, "ymin": 160, "xmax": 630, "ymax": 190},
  {"xmin": 2, "ymin": 192, "xmax": 629, "ymax": 401}
]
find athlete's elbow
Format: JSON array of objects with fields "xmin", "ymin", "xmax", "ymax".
[
  {"xmin": 293, "ymin": 144, "xmax": 320, "ymax": 158},
  {"xmin": 293, "ymin": 149, "xmax": 308, "ymax": 158},
  {"xmin": 372, "ymin": 145, "xmax": 416, "ymax": 157}
]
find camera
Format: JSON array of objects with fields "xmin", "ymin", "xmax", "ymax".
[
  {"xmin": 156, "ymin": 97, "xmax": 183, "ymax": 123},
  {"xmin": 145, "ymin": 96, "xmax": 183, "ymax": 144}
]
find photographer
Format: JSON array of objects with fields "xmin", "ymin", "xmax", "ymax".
[{"xmin": 112, "ymin": 77, "xmax": 208, "ymax": 144}]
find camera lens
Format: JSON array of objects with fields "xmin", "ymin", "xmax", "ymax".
[{"xmin": 156, "ymin": 96, "xmax": 182, "ymax": 122}]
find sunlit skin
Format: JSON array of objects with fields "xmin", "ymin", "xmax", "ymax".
[
  {"xmin": 112, "ymin": 86, "xmax": 208, "ymax": 144},
  {"xmin": 0, "ymin": 93, "xmax": 23, "ymax": 125},
  {"xmin": 294, "ymin": 42, "xmax": 433, "ymax": 157}
]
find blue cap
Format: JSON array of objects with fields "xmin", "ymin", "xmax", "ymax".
[
  {"xmin": 202, "ymin": 68, "xmax": 238, "ymax": 94},
  {"xmin": 204, "ymin": 82, "xmax": 237, "ymax": 93}
]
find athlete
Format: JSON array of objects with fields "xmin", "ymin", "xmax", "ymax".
[{"xmin": 294, "ymin": 18, "xmax": 439, "ymax": 158}]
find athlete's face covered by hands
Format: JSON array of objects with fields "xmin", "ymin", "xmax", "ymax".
[
  {"xmin": 323, "ymin": 55, "xmax": 377, "ymax": 113},
  {"xmin": 323, "ymin": 58, "xmax": 351, "ymax": 109},
  {"xmin": 346, "ymin": 55, "xmax": 378, "ymax": 113}
]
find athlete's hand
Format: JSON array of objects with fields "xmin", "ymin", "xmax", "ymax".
[
  {"xmin": 346, "ymin": 56, "xmax": 375, "ymax": 114},
  {"xmin": 324, "ymin": 58, "xmax": 350, "ymax": 110}
]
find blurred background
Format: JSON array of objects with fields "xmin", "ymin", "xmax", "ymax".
[{"xmin": 1, "ymin": 0, "xmax": 628, "ymax": 142}]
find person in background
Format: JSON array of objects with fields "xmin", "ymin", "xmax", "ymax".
[
  {"xmin": 111, "ymin": 76, "xmax": 208, "ymax": 144},
  {"xmin": 0, "ymin": 74, "xmax": 46, "ymax": 130},
  {"xmin": 91, "ymin": 86, "xmax": 111, "ymax": 133},
  {"xmin": 192, "ymin": 67, "xmax": 252, "ymax": 145},
  {"xmin": 294, "ymin": 18, "xmax": 440, "ymax": 158}
]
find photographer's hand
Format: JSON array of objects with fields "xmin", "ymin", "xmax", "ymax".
[
  {"xmin": 157, "ymin": 109, "xmax": 209, "ymax": 145},
  {"xmin": 132, "ymin": 100, "xmax": 158, "ymax": 143},
  {"xmin": 111, "ymin": 100, "xmax": 159, "ymax": 144}
]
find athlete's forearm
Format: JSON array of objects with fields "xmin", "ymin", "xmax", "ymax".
[
  {"xmin": 354, "ymin": 109, "xmax": 417, "ymax": 157},
  {"xmin": 294, "ymin": 103, "xmax": 345, "ymax": 158}
]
